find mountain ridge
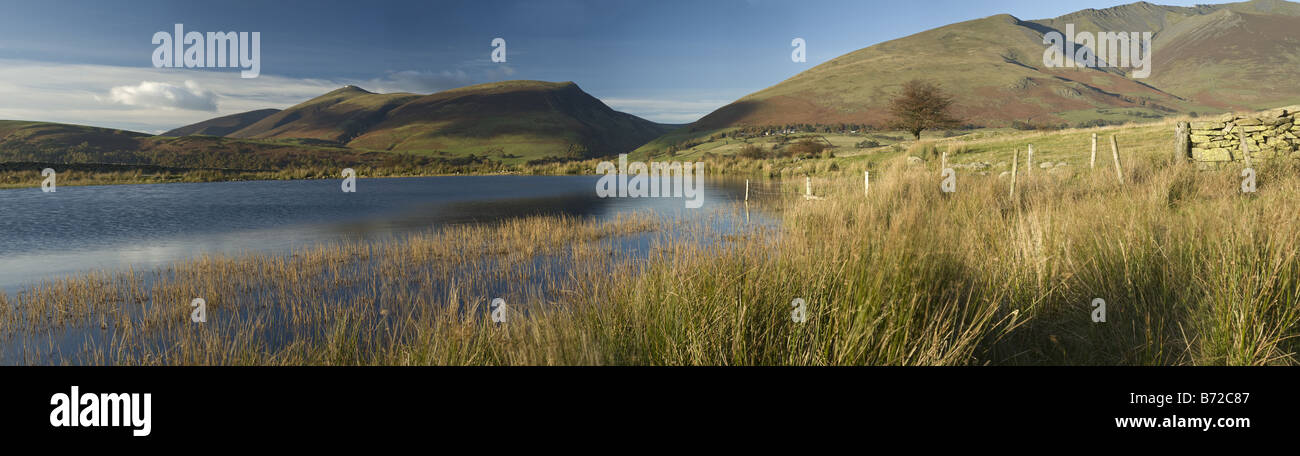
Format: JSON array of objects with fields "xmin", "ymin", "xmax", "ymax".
[
  {"xmin": 172, "ymin": 80, "xmax": 673, "ymax": 160},
  {"xmin": 652, "ymin": 0, "xmax": 1300, "ymax": 156}
]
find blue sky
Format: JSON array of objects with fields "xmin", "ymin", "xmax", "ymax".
[{"xmin": 0, "ymin": 0, "xmax": 1210, "ymax": 132}]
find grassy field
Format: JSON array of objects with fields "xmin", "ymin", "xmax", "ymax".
[
  {"xmin": 4, "ymin": 111, "xmax": 1300, "ymax": 364},
  {"xmin": 0, "ymin": 107, "xmax": 1240, "ymax": 191}
]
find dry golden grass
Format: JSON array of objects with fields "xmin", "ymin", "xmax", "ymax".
[{"xmin": 4, "ymin": 136, "xmax": 1300, "ymax": 365}]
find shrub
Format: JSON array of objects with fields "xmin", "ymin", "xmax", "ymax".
[
  {"xmin": 738, "ymin": 144, "xmax": 767, "ymax": 159},
  {"xmin": 787, "ymin": 139, "xmax": 827, "ymax": 158}
]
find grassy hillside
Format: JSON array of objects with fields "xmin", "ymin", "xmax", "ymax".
[
  {"xmin": 163, "ymin": 109, "xmax": 281, "ymax": 137},
  {"xmin": 691, "ymin": 13, "xmax": 1187, "ymax": 132},
  {"xmin": 348, "ymin": 81, "xmax": 671, "ymax": 160},
  {"xmin": 0, "ymin": 119, "xmax": 512, "ymax": 176},
  {"xmin": 1148, "ymin": 9, "xmax": 1300, "ymax": 109},
  {"xmin": 632, "ymin": 104, "xmax": 1300, "ymax": 188},
  {"xmin": 228, "ymin": 86, "xmax": 422, "ymax": 144},
  {"xmin": 0, "ymin": 78, "xmax": 680, "ymax": 175},
  {"xmin": 0, "ymin": 120, "xmax": 150, "ymax": 158},
  {"xmin": 221, "ymin": 80, "xmax": 673, "ymax": 162},
  {"xmin": 654, "ymin": 1, "xmax": 1300, "ymax": 158}
]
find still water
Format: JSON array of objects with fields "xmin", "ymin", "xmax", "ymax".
[{"xmin": 0, "ymin": 175, "xmax": 757, "ymax": 295}]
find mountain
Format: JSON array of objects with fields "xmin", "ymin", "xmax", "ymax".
[
  {"xmin": 0, "ymin": 120, "xmax": 394, "ymax": 171},
  {"xmin": 227, "ymin": 86, "xmax": 421, "ymax": 143},
  {"xmin": 163, "ymin": 109, "xmax": 281, "ymax": 137},
  {"xmin": 673, "ymin": 0, "xmax": 1300, "ymax": 142},
  {"xmin": 1147, "ymin": 6, "xmax": 1300, "ymax": 109},
  {"xmin": 0, "ymin": 121, "xmax": 150, "ymax": 154},
  {"xmin": 224, "ymin": 81, "xmax": 672, "ymax": 159}
]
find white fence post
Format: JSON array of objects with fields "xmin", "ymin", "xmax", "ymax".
[
  {"xmin": 1010, "ymin": 149, "xmax": 1019, "ymax": 197},
  {"xmin": 1090, "ymin": 133, "xmax": 1097, "ymax": 169},
  {"xmin": 1027, "ymin": 144, "xmax": 1034, "ymax": 175},
  {"xmin": 1111, "ymin": 135, "xmax": 1124, "ymax": 185}
]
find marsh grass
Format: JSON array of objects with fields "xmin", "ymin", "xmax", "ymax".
[{"xmin": 3, "ymin": 147, "xmax": 1300, "ymax": 365}]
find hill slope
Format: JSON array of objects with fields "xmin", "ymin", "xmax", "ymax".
[
  {"xmin": 346, "ymin": 81, "xmax": 671, "ymax": 158},
  {"xmin": 691, "ymin": 13, "xmax": 1186, "ymax": 133},
  {"xmin": 1147, "ymin": 8, "xmax": 1300, "ymax": 109},
  {"xmin": 228, "ymin": 86, "xmax": 422, "ymax": 144},
  {"xmin": 670, "ymin": 0, "xmax": 1300, "ymax": 152},
  {"xmin": 163, "ymin": 109, "xmax": 281, "ymax": 137},
  {"xmin": 225, "ymin": 81, "xmax": 672, "ymax": 159},
  {"xmin": 0, "ymin": 120, "xmax": 398, "ymax": 171}
]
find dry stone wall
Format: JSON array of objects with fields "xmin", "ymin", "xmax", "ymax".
[{"xmin": 1187, "ymin": 110, "xmax": 1300, "ymax": 163}]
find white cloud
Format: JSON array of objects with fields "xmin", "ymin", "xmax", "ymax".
[
  {"xmin": 0, "ymin": 59, "xmax": 342, "ymax": 133},
  {"xmin": 0, "ymin": 58, "xmax": 719, "ymax": 133},
  {"xmin": 600, "ymin": 97, "xmax": 731, "ymax": 124},
  {"xmin": 99, "ymin": 80, "xmax": 218, "ymax": 111}
]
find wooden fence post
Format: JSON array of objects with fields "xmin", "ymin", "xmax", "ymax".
[
  {"xmin": 1175, "ymin": 122, "xmax": 1190, "ymax": 164},
  {"xmin": 805, "ymin": 176, "xmax": 811, "ymax": 198},
  {"xmin": 1111, "ymin": 135, "xmax": 1124, "ymax": 184},
  {"xmin": 864, "ymin": 170, "xmax": 869, "ymax": 197},
  {"xmin": 744, "ymin": 179, "xmax": 749, "ymax": 202}
]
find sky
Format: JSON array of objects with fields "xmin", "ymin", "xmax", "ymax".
[{"xmin": 0, "ymin": 0, "xmax": 1213, "ymax": 133}]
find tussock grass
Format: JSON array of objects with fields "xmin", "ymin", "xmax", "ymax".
[{"xmin": 4, "ymin": 147, "xmax": 1300, "ymax": 365}]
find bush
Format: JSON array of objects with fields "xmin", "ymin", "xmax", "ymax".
[
  {"xmin": 855, "ymin": 139, "xmax": 881, "ymax": 149},
  {"xmin": 787, "ymin": 139, "xmax": 827, "ymax": 158},
  {"xmin": 738, "ymin": 144, "xmax": 767, "ymax": 159}
]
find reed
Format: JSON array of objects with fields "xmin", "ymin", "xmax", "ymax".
[{"xmin": 3, "ymin": 151, "xmax": 1300, "ymax": 365}]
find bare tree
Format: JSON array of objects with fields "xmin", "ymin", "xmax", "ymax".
[{"xmin": 888, "ymin": 80, "xmax": 961, "ymax": 140}]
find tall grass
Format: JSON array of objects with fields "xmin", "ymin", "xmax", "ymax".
[{"xmin": 3, "ymin": 150, "xmax": 1300, "ymax": 365}]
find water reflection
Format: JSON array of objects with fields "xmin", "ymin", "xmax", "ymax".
[{"xmin": 0, "ymin": 175, "xmax": 759, "ymax": 294}]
